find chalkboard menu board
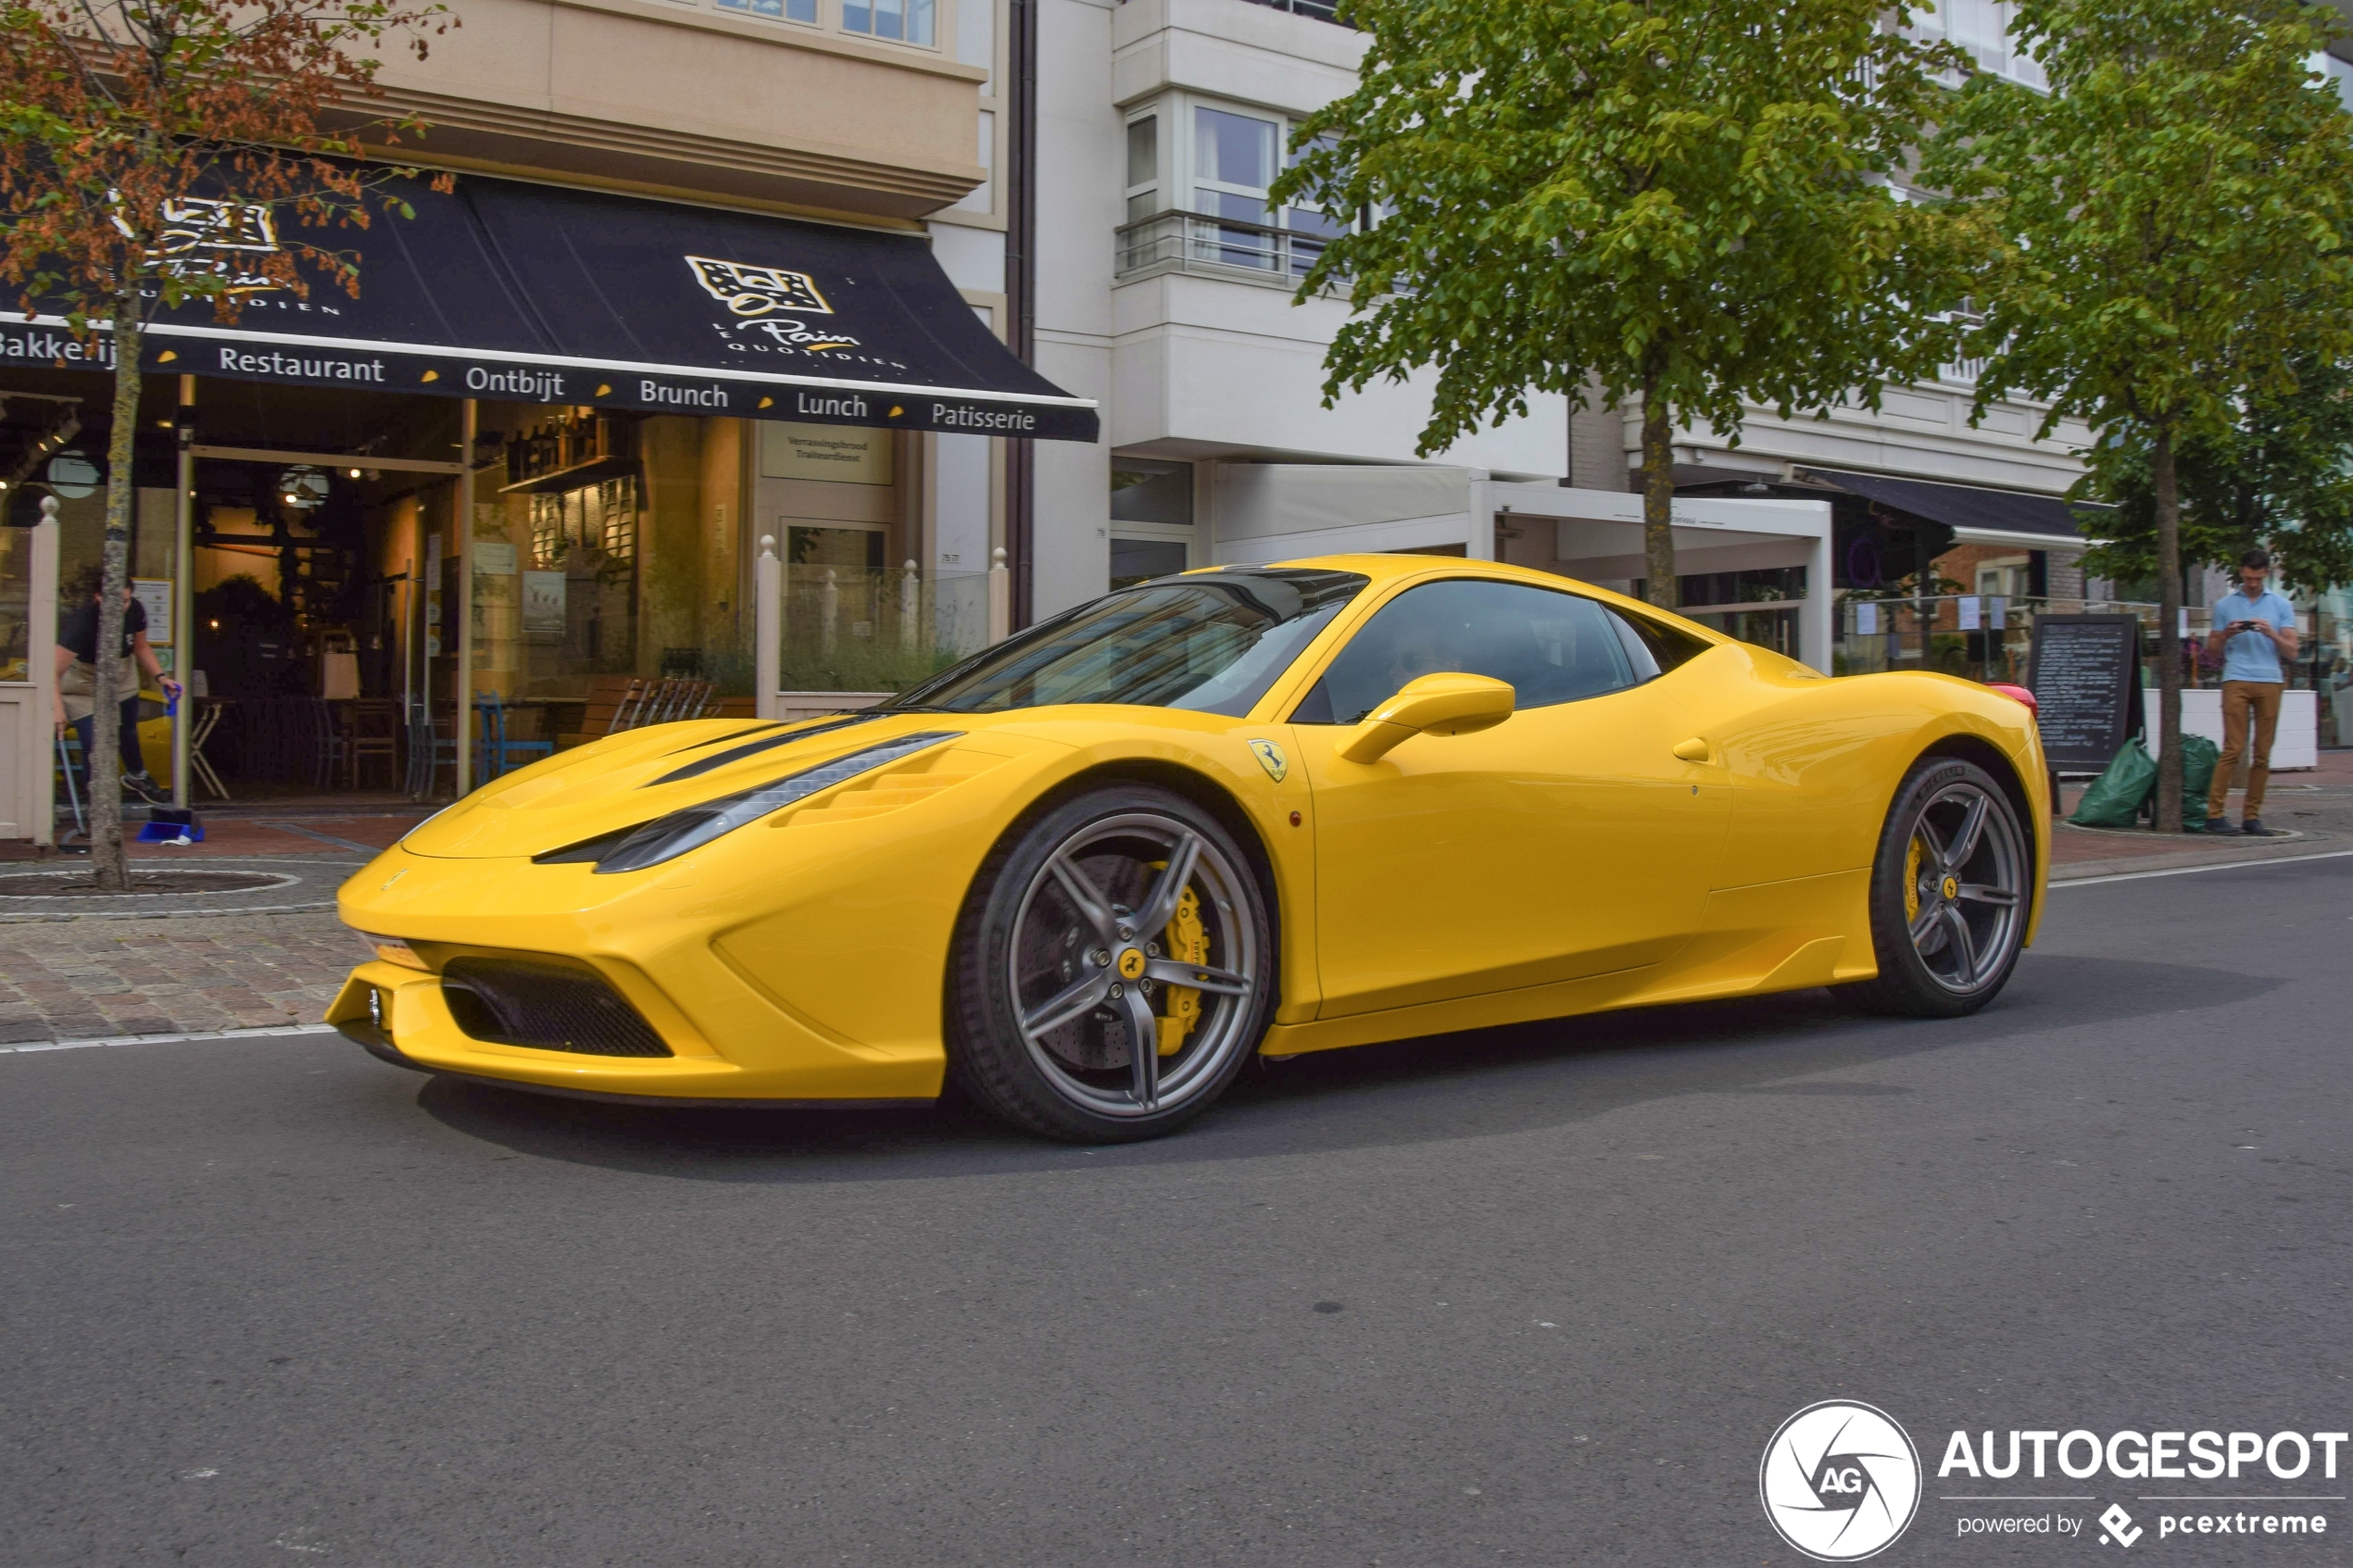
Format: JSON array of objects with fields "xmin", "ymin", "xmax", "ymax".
[{"xmin": 2027, "ymin": 615, "xmax": 2145, "ymax": 770}]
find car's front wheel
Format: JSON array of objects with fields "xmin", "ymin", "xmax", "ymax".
[
  {"xmin": 1844, "ymin": 757, "xmax": 2031, "ymax": 1017},
  {"xmin": 949, "ymin": 784, "xmax": 1275, "ymax": 1142}
]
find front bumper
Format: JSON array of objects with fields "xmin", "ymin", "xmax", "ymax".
[
  {"xmin": 329, "ymin": 997, "xmax": 928, "ymax": 1110},
  {"xmin": 328, "ymin": 954, "xmax": 943, "ymax": 1104}
]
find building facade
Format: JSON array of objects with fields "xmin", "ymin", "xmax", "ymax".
[
  {"xmin": 3, "ymin": 0, "xmax": 1082, "ymax": 833},
  {"xmin": 966, "ymin": 0, "xmax": 2104, "ymax": 674}
]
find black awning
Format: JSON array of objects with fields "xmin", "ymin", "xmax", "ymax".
[
  {"xmin": 3, "ymin": 169, "xmax": 1095, "ymax": 441},
  {"xmin": 1797, "ymin": 468, "xmax": 2095, "ymax": 541}
]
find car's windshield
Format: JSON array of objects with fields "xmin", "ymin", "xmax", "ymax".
[{"xmin": 887, "ymin": 568, "xmax": 1368, "ymax": 716}]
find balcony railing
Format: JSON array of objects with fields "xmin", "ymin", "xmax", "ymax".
[{"xmin": 1115, "ymin": 209, "xmax": 1335, "ymax": 282}]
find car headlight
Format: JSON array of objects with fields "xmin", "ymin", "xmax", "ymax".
[{"xmin": 541, "ymin": 731, "xmax": 963, "ymax": 874}]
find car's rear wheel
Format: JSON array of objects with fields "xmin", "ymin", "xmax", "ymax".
[
  {"xmin": 1844, "ymin": 757, "xmax": 2029, "ymax": 1018},
  {"xmin": 949, "ymin": 784, "xmax": 1274, "ymax": 1142}
]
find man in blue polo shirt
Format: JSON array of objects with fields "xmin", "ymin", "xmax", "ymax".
[{"xmin": 2203, "ymin": 549, "xmax": 2300, "ymax": 835}]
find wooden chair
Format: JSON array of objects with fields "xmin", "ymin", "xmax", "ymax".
[
  {"xmin": 551, "ymin": 674, "xmax": 723, "ymax": 748},
  {"xmin": 342, "ymin": 698, "xmax": 402, "ymax": 791},
  {"xmin": 557, "ymin": 675, "xmax": 646, "ymax": 750},
  {"xmin": 189, "ymin": 699, "xmax": 231, "ymax": 801}
]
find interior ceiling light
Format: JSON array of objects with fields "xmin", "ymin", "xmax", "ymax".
[{"xmin": 277, "ymin": 464, "xmax": 330, "ymax": 510}]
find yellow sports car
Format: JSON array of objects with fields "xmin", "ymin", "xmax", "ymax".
[{"xmin": 333, "ymin": 555, "xmax": 2047, "ymax": 1142}]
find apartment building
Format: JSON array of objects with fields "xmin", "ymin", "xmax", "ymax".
[{"xmin": 949, "ymin": 0, "xmax": 2099, "ymax": 662}]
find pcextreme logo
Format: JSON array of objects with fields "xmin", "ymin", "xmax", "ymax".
[{"xmin": 1760, "ymin": 1401, "xmax": 1923, "ymax": 1562}]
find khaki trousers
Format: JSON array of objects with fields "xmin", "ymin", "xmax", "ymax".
[{"xmin": 2207, "ymin": 680, "xmax": 2285, "ymax": 820}]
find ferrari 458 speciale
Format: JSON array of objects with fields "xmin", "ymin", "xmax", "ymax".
[{"xmin": 333, "ymin": 555, "xmax": 2046, "ymax": 1141}]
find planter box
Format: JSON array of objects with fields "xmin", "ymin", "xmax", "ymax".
[
  {"xmin": 2143, "ymin": 687, "xmax": 2318, "ymax": 771},
  {"xmin": 775, "ymin": 690, "xmax": 891, "ymax": 722}
]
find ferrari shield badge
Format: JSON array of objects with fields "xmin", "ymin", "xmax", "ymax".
[{"xmin": 1248, "ymin": 738, "xmax": 1289, "ymax": 783}]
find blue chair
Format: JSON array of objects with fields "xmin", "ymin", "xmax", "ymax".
[{"xmin": 476, "ymin": 691, "xmax": 553, "ymax": 780}]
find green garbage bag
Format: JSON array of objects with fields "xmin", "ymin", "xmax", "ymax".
[
  {"xmin": 2070, "ymin": 739, "xmax": 2158, "ymax": 827},
  {"xmin": 2177, "ymin": 733, "xmax": 2221, "ymax": 825}
]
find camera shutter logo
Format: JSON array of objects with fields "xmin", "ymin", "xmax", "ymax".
[{"xmin": 1759, "ymin": 1400, "xmax": 1921, "ymax": 1562}]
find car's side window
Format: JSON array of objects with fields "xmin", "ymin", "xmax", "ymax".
[
  {"xmin": 1291, "ymin": 578, "xmax": 1647, "ymax": 724},
  {"xmin": 1608, "ymin": 605, "xmax": 1711, "ymax": 676}
]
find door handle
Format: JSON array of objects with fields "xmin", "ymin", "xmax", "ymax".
[{"xmin": 1671, "ymin": 736, "xmax": 1714, "ymax": 764}]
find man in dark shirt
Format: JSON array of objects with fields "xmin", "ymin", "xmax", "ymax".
[{"xmin": 54, "ymin": 584, "xmax": 181, "ymax": 804}]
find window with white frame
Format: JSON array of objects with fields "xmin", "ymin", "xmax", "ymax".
[
  {"xmin": 1125, "ymin": 114, "xmax": 1159, "ymax": 223},
  {"xmin": 1192, "ymin": 106, "xmax": 1280, "ymax": 228},
  {"xmin": 1912, "ymin": 0, "xmax": 2045, "ymax": 89},
  {"xmin": 713, "ymin": 0, "xmax": 816, "ymax": 23},
  {"xmin": 844, "ymin": 0, "xmax": 934, "ymax": 45},
  {"xmin": 1109, "ymin": 458, "xmax": 1195, "ymax": 591},
  {"xmin": 1115, "ymin": 97, "xmax": 1354, "ymax": 277}
]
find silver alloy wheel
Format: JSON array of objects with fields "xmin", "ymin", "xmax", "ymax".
[
  {"xmin": 1006, "ymin": 810, "xmax": 1260, "ymax": 1119},
  {"xmin": 1903, "ymin": 779, "xmax": 2026, "ymax": 995}
]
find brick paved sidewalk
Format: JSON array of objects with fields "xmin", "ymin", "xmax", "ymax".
[{"xmin": 0, "ymin": 910, "xmax": 371, "ymax": 1045}]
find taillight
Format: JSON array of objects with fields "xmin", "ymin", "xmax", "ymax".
[{"xmin": 1986, "ymin": 682, "xmax": 2038, "ymax": 715}]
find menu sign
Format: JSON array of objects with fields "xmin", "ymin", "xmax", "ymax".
[{"xmin": 2027, "ymin": 614, "xmax": 2145, "ymax": 770}]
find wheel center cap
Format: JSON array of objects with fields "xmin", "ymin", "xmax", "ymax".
[
  {"xmin": 1116, "ymin": 947, "xmax": 1148, "ymax": 981},
  {"xmin": 1941, "ymin": 874, "xmax": 1960, "ymax": 902}
]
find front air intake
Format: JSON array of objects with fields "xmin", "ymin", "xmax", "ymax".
[{"xmin": 440, "ymin": 959, "xmax": 673, "ymax": 1058}]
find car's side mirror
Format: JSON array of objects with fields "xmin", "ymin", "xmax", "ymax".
[{"xmin": 1338, "ymin": 672, "xmax": 1516, "ymax": 764}]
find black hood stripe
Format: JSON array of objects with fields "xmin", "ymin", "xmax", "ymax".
[{"xmin": 643, "ymin": 711, "xmax": 888, "ymax": 787}]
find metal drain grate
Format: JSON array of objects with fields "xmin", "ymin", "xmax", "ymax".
[{"xmin": 440, "ymin": 959, "xmax": 673, "ymax": 1058}]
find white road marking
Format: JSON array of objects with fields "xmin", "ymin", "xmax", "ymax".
[
  {"xmin": 0, "ymin": 1022, "xmax": 339, "ymax": 1055},
  {"xmin": 2053, "ymin": 849, "xmax": 2352, "ymax": 887}
]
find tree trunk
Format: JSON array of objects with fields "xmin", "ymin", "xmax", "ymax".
[
  {"xmin": 89, "ymin": 298, "xmax": 145, "ymax": 888},
  {"xmin": 2152, "ymin": 426, "xmax": 2184, "ymax": 834},
  {"xmin": 1639, "ymin": 392, "xmax": 1677, "ymax": 608}
]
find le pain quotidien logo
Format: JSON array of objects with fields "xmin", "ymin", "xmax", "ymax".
[
  {"xmin": 1761, "ymin": 1401, "xmax": 2348, "ymax": 1559},
  {"xmin": 687, "ymin": 255, "xmax": 863, "ymax": 357}
]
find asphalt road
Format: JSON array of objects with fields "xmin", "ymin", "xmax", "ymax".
[{"xmin": 4, "ymin": 855, "xmax": 2349, "ymax": 1568}]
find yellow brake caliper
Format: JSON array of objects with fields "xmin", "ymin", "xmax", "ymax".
[
  {"xmin": 1157, "ymin": 884, "xmax": 1206, "ymax": 1058},
  {"xmin": 1904, "ymin": 834, "xmax": 1922, "ymax": 923}
]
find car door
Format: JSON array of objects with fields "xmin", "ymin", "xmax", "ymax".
[{"xmin": 1287, "ymin": 578, "xmax": 1730, "ymax": 1019}]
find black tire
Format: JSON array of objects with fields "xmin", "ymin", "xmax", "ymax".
[
  {"xmin": 1843, "ymin": 757, "xmax": 2030, "ymax": 1018},
  {"xmin": 948, "ymin": 784, "xmax": 1276, "ymax": 1143}
]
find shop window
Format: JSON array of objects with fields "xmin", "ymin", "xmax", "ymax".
[
  {"xmin": 0, "ymin": 522, "xmax": 31, "ymax": 681},
  {"xmin": 1632, "ymin": 566, "xmax": 1806, "ymax": 610},
  {"xmin": 844, "ymin": 0, "xmax": 934, "ymax": 45},
  {"xmin": 1111, "ymin": 537, "xmax": 1188, "ymax": 590},
  {"xmin": 529, "ymin": 475, "xmax": 639, "ymax": 568},
  {"xmin": 787, "ymin": 523, "xmax": 887, "ymax": 572}
]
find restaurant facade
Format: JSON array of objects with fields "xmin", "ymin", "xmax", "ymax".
[{"xmin": 1, "ymin": 0, "xmax": 1088, "ymax": 841}]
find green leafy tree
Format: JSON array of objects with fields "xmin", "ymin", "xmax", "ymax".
[
  {"xmin": 1272, "ymin": 0, "xmax": 1982, "ymax": 609},
  {"xmin": 0, "ymin": 0, "xmax": 451, "ymax": 886},
  {"xmin": 2082, "ymin": 358, "xmax": 2353, "ymax": 601},
  {"xmin": 1920, "ymin": 0, "xmax": 2353, "ymax": 832}
]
